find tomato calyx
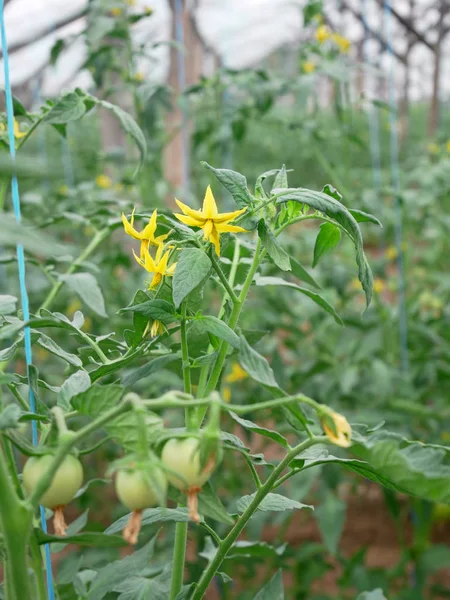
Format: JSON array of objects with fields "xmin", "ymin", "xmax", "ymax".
[
  {"xmin": 53, "ymin": 506, "xmax": 68, "ymax": 536},
  {"xmin": 123, "ymin": 509, "xmax": 143, "ymax": 545}
]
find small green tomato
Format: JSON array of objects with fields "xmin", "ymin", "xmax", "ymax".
[
  {"xmin": 161, "ymin": 437, "xmax": 214, "ymax": 491},
  {"xmin": 115, "ymin": 468, "xmax": 167, "ymax": 511},
  {"xmin": 23, "ymin": 454, "xmax": 83, "ymax": 509}
]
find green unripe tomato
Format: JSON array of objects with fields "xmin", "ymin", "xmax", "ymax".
[
  {"xmin": 115, "ymin": 468, "xmax": 167, "ymax": 511},
  {"xmin": 161, "ymin": 437, "xmax": 214, "ymax": 491},
  {"xmin": 23, "ymin": 454, "xmax": 83, "ymax": 509}
]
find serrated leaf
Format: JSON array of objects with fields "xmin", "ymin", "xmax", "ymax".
[
  {"xmin": 258, "ymin": 220, "xmax": 291, "ymax": 271},
  {"xmin": 71, "ymin": 384, "xmax": 124, "ymax": 417},
  {"xmin": 252, "ymin": 570, "xmax": 284, "ymax": 600},
  {"xmin": 35, "ymin": 332, "xmax": 82, "ymax": 367},
  {"xmin": 121, "ymin": 299, "xmax": 177, "ymax": 324},
  {"xmin": 194, "ymin": 316, "xmax": 240, "ymax": 349},
  {"xmin": 43, "ymin": 92, "xmax": 87, "ymax": 124},
  {"xmin": 275, "ymin": 187, "xmax": 373, "ymax": 306},
  {"xmin": 254, "ymin": 276, "xmax": 343, "ymax": 325},
  {"xmin": 236, "ymin": 493, "xmax": 313, "ymax": 514},
  {"xmin": 61, "ymin": 273, "xmax": 107, "ymax": 317},
  {"xmin": 57, "ymin": 370, "xmax": 91, "ymax": 411},
  {"xmin": 172, "ymin": 249, "xmax": 211, "ymax": 308},
  {"xmin": 313, "ymin": 222, "xmax": 341, "ymax": 267},
  {"xmin": 349, "ymin": 209, "xmax": 382, "ymax": 227},
  {"xmin": 229, "ymin": 411, "xmax": 288, "ymax": 448},
  {"xmin": 105, "ymin": 507, "xmax": 196, "ymax": 535},
  {"xmin": 202, "ymin": 162, "xmax": 254, "ymax": 208},
  {"xmin": 122, "ymin": 353, "xmax": 181, "ymax": 386},
  {"xmin": 198, "ymin": 482, "xmax": 235, "ymax": 525},
  {"xmin": 272, "ymin": 165, "xmax": 288, "ymax": 191},
  {"xmin": 238, "ymin": 334, "xmax": 281, "ymax": 393},
  {"xmin": 0, "ymin": 294, "xmax": 17, "ymax": 315},
  {"xmin": 87, "ymin": 537, "xmax": 156, "ymax": 600}
]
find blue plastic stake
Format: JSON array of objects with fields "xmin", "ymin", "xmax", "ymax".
[
  {"xmin": 384, "ymin": 0, "xmax": 409, "ymax": 373},
  {"xmin": 0, "ymin": 3, "xmax": 56, "ymax": 598}
]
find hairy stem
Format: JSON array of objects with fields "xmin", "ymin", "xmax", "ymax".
[
  {"xmin": 192, "ymin": 436, "xmax": 327, "ymax": 599},
  {"xmin": 169, "ymin": 521, "xmax": 188, "ymax": 600}
]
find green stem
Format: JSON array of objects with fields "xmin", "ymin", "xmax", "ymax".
[
  {"xmin": 29, "ymin": 534, "xmax": 47, "ymax": 600},
  {"xmin": 196, "ymin": 239, "xmax": 241, "ymax": 401},
  {"xmin": 275, "ymin": 213, "xmax": 348, "ymax": 238},
  {"xmin": 192, "ymin": 436, "xmax": 327, "ymax": 599},
  {"xmin": 39, "ymin": 228, "xmax": 110, "ymax": 312},
  {"xmin": 169, "ymin": 521, "xmax": 188, "ymax": 600},
  {"xmin": 203, "ymin": 239, "xmax": 264, "ymax": 398},
  {"xmin": 209, "ymin": 251, "xmax": 240, "ymax": 306},
  {"xmin": 0, "ymin": 447, "xmax": 33, "ymax": 600},
  {"xmin": 180, "ymin": 303, "xmax": 194, "ymax": 431}
]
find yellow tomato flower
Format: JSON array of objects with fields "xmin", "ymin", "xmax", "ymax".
[
  {"xmin": 315, "ymin": 25, "xmax": 330, "ymax": 44},
  {"xmin": 302, "ymin": 61, "xmax": 316, "ymax": 74},
  {"xmin": 150, "ymin": 319, "xmax": 166, "ymax": 337},
  {"xmin": 144, "ymin": 6, "xmax": 153, "ymax": 15},
  {"xmin": 133, "ymin": 243, "xmax": 176, "ymax": 289},
  {"xmin": 174, "ymin": 186, "xmax": 247, "ymax": 256},
  {"xmin": 111, "ymin": 7, "xmax": 122, "ymax": 16},
  {"xmin": 446, "ymin": 140, "xmax": 450, "ymax": 152},
  {"xmin": 225, "ymin": 363, "xmax": 248, "ymax": 384},
  {"xmin": 126, "ymin": 0, "xmax": 136, "ymax": 5},
  {"xmin": 0, "ymin": 118, "xmax": 27, "ymax": 139},
  {"xmin": 134, "ymin": 72, "xmax": 144, "ymax": 82},
  {"xmin": 427, "ymin": 142, "xmax": 439, "ymax": 154},
  {"xmin": 58, "ymin": 185, "xmax": 69, "ymax": 195},
  {"xmin": 320, "ymin": 409, "xmax": 352, "ymax": 448},
  {"xmin": 373, "ymin": 278, "xmax": 386, "ymax": 294},
  {"xmin": 332, "ymin": 33, "xmax": 351, "ymax": 53},
  {"xmin": 222, "ymin": 387, "xmax": 231, "ymax": 403},
  {"xmin": 67, "ymin": 299, "xmax": 82, "ymax": 316},
  {"xmin": 349, "ymin": 277, "xmax": 362, "ymax": 291},
  {"xmin": 96, "ymin": 174, "xmax": 112, "ymax": 189},
  {"xmin": 122, "ymin": 208, "xmax": 169, "ymax": 259}
]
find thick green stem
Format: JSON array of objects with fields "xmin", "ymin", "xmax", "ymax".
[
  {"xmin": 29, "ymin": 534, "xmax": 47, "ymax": 600},
  {"xmin": 192, "ymin": 436, "xmax": 327, "ymax": 599},
  {"xmin": 169, "ymin": 521, "xmax": 188, "ymax": 600},
  {"xmin": 39, "ymin": 228, "xmax": 110, "ymax": 312},
  {"xmin": 204, "ymin": 239, "xmax": 264, "ymax": 397},
  {"xmin": 0, "ymin": 447, "xmax": 33, "ymax": 600},
  {"xmin": 196, "ymin": 239, "xmax": 241, "ymax": 401}
]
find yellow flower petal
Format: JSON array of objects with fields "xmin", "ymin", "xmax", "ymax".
[
  {"xmin": 215, "ymin": 223, "xmax": 247, "ymax": 234},
  {"xmin": 13, "ymin": 119, "xmax": 26, "ymax": 139},
  {"xmin": 212, "ymin": 206, "xmax": 247, "ymax": 224},
  {"xmin": 174, "ymin": 213, "xmax": 205, "ymax": 227},
  {"xmin": 140, "ymin": 209, "xmax": 158, "ymax": 240},
  {"xmin": 202, "ymin": 185, "xmax": 218, "ymax": 218},
  {"xmin": 132, "ymin": 248, "xmax": 144, "ymax": 267},
  {"xmin": 150, "ymin": 272, "xmax": 162, "ymax": 289},
  {"xmin": 122, "ymin": 210, "xmax": 141, "ymax": 240},
  {"xmin": 175, "ymin": 199, "xmax": 205, "ymax": 223},
  {"xmin": 209, "ymin": 226, "xmax": 221, "ymax": 256},
  {"xmin": 202, "ymin": 219, "xmax": 214, "ymax": 240},
  {"xmin": 321, "ymin": 410, "xmax": 351, "ymax": 448}
]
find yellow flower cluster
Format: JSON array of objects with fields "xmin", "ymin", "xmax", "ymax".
[
  {"xmin": 315, "ymin": 25, "xmax": 351, "ymax": 53},
  {"xmin": 0, "ymin": 118, "xmax": 27, "ymax": 140},
  {"xmin": 302, "ymin": 60, "xmax": 316, "ymax": 74}
]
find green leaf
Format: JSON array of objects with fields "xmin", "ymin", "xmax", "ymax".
[
  {"xmin": 115, "ymin": 575, "xmax": 170, "ymax": 600},
  {"xmin": 290, "ymin": 257, "xmax": 321, "ymax": 289},
  {"xmin": 254, "ymin": 276, "xmax": 343, "ymax": 325},
  {"xmin": 272, "ymin": 165, "xmax": 288, "ymax": 191},
  {"xmin": 236, "ymin": 493, "xmax": 313, "ymax": 514},
  {"xmin": 61, "ymin": 273, "xmax": 107, "ymax": 317},
  {"xmin": 0, "ymin": 404, "xmax": 21, "ymax": 430},
  {"xmin": 348, "ymin": 209, "xmax": 382, "ymax": 227},
  {"xmin": 313, "ymin": 222, "xmax": 341, "ymax": 267},
  {"xmin": 194, "ymin": 316, "xmax": 240, "ymax": 349},
  {"xmin": 174, "ymin": 585, "xmax": 195, "ymax": 600},
  {"xmin": 0, "ymin": 295, "xmax": 17, "ymax": 315},
  {"xmin": 315, "ymin": 494, "xmax": 346, "ymax": 555},
  {"xmin": 71, "ymin": 384, "xmax": 124, "ymax": 417},
  {"xmin": 121, "ymin": 299, "xmax": 177, "ymax": 324},
  {"xmin": 201, "ymin": 162, "xmax": 254, "ymax": 208},
  {"xmin": 0, "ymin": 214, "xmax": 74, "ymax": 259},
  {"xmin": 122, "ymin": 353, "xmax": 181, "ymax": 386},
  {"xmin": 87, "ymin": 537, "xmax": 156, "ymax": 600},
  {"xmin": 258, "ymin": 220, "xmax": 291, "ymax": 271},
  {"xmin": 356, "ymin": 590, "xmax": 388, "ymax": 600},
  {"xmin": 57, "ymin": 370, "xmax": 91, "ymax": 411},
  {"xmin": 105, "ymin": 507, "xmax": 195, "ymax": 535},
  {"xmin": 252, "ymin": 570, "xmax": 284, "ymax": 600},
  {"xmin": 98, "ymin": 99, "xmax": 147, "ymax": 175},
  {"xmin": 352, "ymin": 431, "xmax": 450, "ymax": 504},
  {"xmin": 238, "ymin": 334, "xmax": 281, "ymax": 393},
  {"xmin": 275, "ymin": 187, "xmax": 373, "ymax": 306},
  {"xmin": 35, "ymin": 332, "xmax": 82, "ymax": 367},
  {"xmin": 229, "ymin": 411, "xmax": 288, "ymax": 448},
  {"xmin": 44, "ymin": 92, "xmax": 87, "ymax": 124},
  {"xmin": 199, "ymin": 482, "xmax": 235, "ymax": 525},
  {"xmin": 35, "ymin": 530, "xmax": 127, "ymax": 548},
  {"xmin": 172, "ymin": 249, "xmax": 212, "ymax": 308}
]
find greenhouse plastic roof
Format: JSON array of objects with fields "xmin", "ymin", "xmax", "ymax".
[{"xmin": 0, "ymin": 0, "xmax": 449, "ymax": 101}]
